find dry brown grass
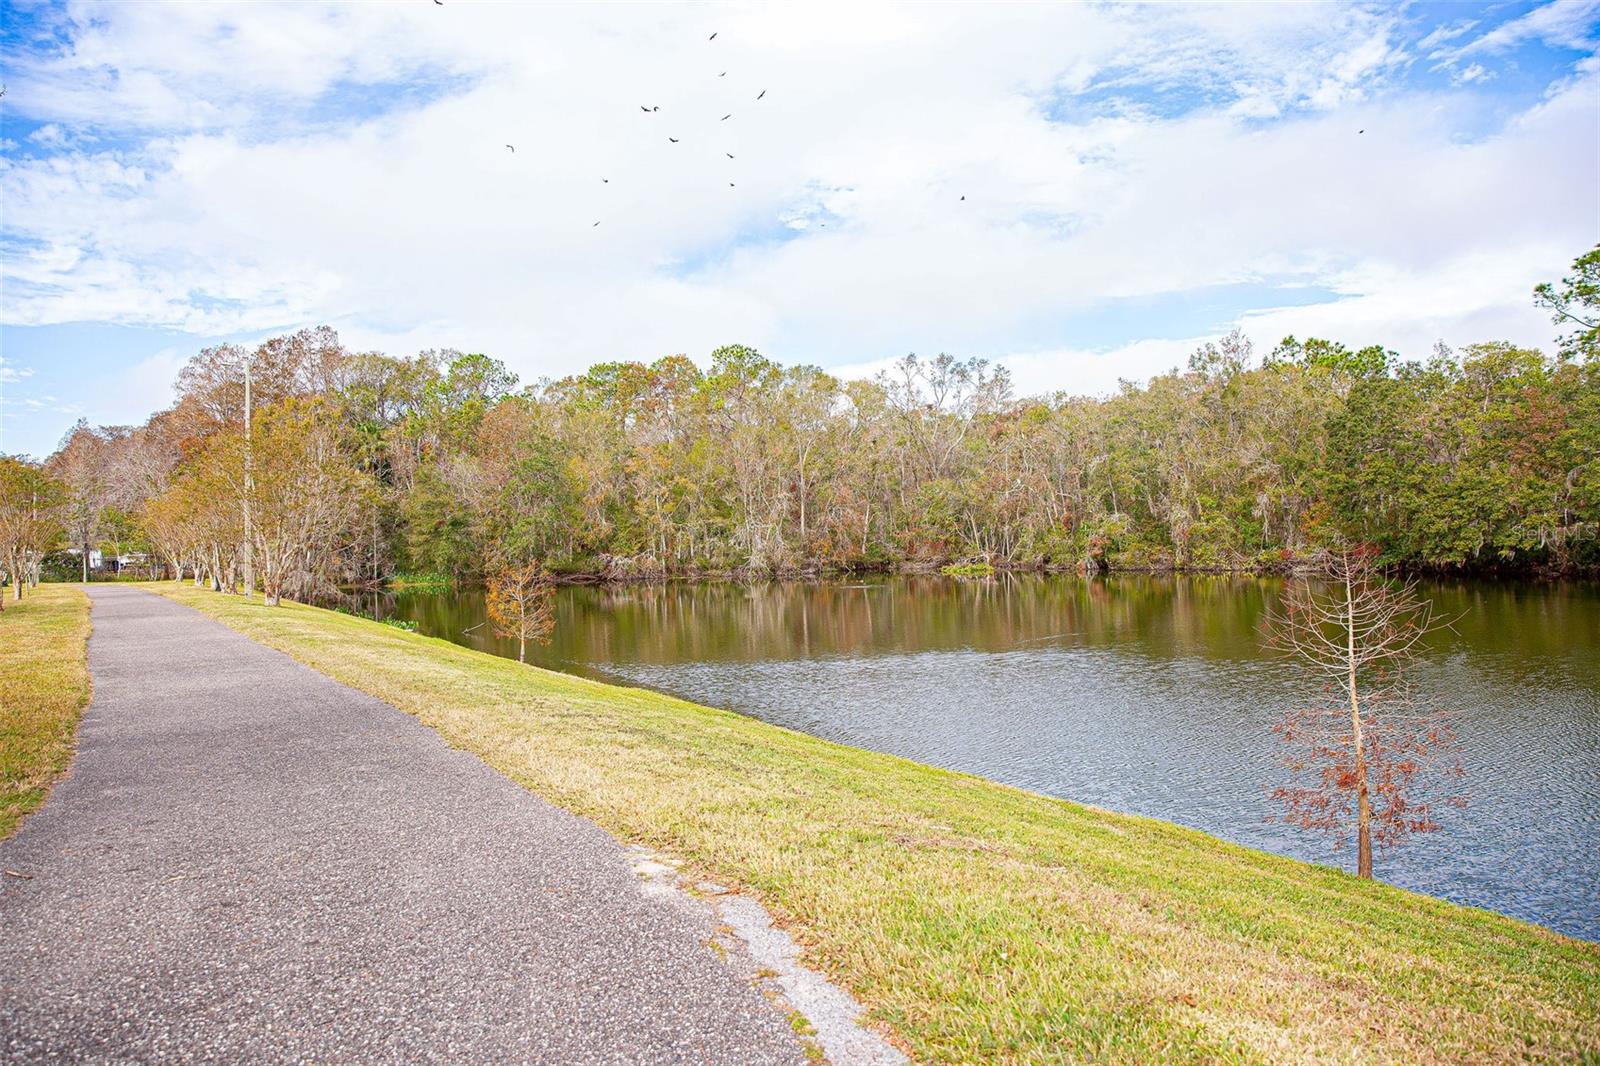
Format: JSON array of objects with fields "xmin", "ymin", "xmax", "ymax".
[
  {"xmin": 158, "ymin": 584, "xmax": 1600, "ymax": 1064},
  {"xmin": 1, "ymin": 584, "xmax": 91, "ymax": 838}
]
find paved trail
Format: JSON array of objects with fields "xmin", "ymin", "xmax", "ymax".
[{"xmin": 0, "ymin": 586, "xmax": 803, "ymax": 1063}]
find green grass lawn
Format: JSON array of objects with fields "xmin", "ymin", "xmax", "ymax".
[
  {"xmin": 1, "ymin": 585, "xmax": 91, "ymax": 838},
  {"xmin": 126, "ymin": 585, "xmax": 1600, "ymax": 1061}
]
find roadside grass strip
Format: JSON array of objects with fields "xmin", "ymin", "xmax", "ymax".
[{"xmin": 1, "ymin": 585, "xmax": 92, "ymax": 838}]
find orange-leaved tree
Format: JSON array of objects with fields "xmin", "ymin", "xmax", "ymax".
[{"xmin": 485, "ymin": 560, "xmax": 555, "ymax": 663}]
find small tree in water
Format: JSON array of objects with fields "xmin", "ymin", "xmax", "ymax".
[
  {"xmin": 486, "ymin": 560, "xmax": 555, "ymax": 663},
  {"xmin": 1270, "ymin": 546, "xmax": 1464, "ymax": 879}
]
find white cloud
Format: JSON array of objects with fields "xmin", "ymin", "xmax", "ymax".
[
  {"xmin": 1418, "ymin": 19, "xmax": 1481, "ymax": 53},
  {"xmin": 0, "ymin": 355, "xmax": 34, "ymax": 385},
  {"xmin": 26, "ymin": 123, "xmax": 66, "ymax": 146},
  {"xmin": 0, "ymin": 1, "xmax": 1595, "ymax": 406},
  {"xmin": 1444, "ymin": 0, "xmax": 1600, "ymax": 58},
  {"xmin": 0, "ymin": 356, "xmax": 48, "ymax": 456}
]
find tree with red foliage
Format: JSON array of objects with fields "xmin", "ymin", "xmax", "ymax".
[{"xmin": 1270, "ymin": 546, "xmax": 1465, "ymax": 879}]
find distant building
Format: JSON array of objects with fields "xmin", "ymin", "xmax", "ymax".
[{"xmin": 64, "ymin": 547, "xmax": 151, "ymax": 574}]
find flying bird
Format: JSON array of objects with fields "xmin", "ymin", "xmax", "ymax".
[
  {"xmin": 709, "ymin": 32, "xmax": 717, "ymax": 40},
  {"xmin": 757, "ymin": 90, "xmax": 766, "ymax": 100},
  {"xmin": 505, "ymin": 144, "xmax": 515, "ymax": 152},
  {"xmin": 1358, "ymin": 128, "xmax": 1365, "ymax": 134},
  {"xmin": 602, "ymin": 178, "xmax": 609, "ymax": 183},
  {"xmin": 726, "ymin": 152, "xmax": 735, "ymax": 159},
  {"xmin": 668, "ymin": 137, "xmax": 679, "ymax": 143},
  {"xmin": 960, "ymin": 195, "xmax": 965, "ymax": 201},
  {"xmin": 719, "ymin": 72, "xmax": 727, "ymax": 77},
  {"xmin": 593, "ymin": 221, "xmax": 601, "ymax": 227},
  {"xmin": 721, "ymin": 114, "xmax": 731, "ymax": 121},
  {"xmin": 729, "ymin": 182, "xmax": 736, "ymax": 187}
]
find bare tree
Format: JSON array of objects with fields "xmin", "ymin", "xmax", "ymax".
[
  {"xmin": 1269, "ymin": 546, "xmax": 1465, "ymax": 879},
  {"xmin": 239, "ymin": 397, "xmax": 368, "ymax": 606},
  {"xmin": 174, "ymin": 327, "xmax": 347, "ymax": 435},
  {"xmin": 880, "ymin": 352, "xmax": 1012, "ymax": 484},
  {"xmin": 46, "ymin": 421, "xmax": 111, "ymax": 582}
]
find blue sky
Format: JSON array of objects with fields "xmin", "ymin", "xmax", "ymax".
[{"xmin": 2, "ymin": 0, "xmax": 1597, "ymax": 457}]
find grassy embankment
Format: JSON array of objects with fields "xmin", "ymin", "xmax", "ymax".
[
  {"xmin": 150, "ymin": 584, "xmax": 1597, "ymax": 1062},
  {"xmin": 0, "ymin": 585, "xmax": 92, "ymax": 838}
]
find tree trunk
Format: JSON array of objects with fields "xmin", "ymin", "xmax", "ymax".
[
  {"xmin": 798, "ymin": 455, "xmax": 808, "ymax": 547},
  {"xmin": 1346, "ymin": 568, "xmax": 1374, "ymax": 880}
]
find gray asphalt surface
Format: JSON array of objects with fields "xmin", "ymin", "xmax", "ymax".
[{"xmin": 0, "ymin": 586, "xmax": 804, "ymax": 1064}]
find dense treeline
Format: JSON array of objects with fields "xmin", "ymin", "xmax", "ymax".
[{"xmin": 2, "ymin": 248, "xmax": 1596, "ymax": 602}]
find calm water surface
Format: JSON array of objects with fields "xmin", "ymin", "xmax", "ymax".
[{"xmin": 370, "ymin": 574, "xmax": 1599, "ymax": 940}]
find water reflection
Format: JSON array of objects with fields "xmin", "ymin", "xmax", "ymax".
[{"xmin": 360, "ymin": 573, "xmax": 1600, "ymax": 940}]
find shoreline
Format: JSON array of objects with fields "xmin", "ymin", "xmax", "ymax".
[{"xmin": 377, "ymin": 558, "xmax": 1600, "ymax": 595}]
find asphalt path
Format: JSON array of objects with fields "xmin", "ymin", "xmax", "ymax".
[{"xmin": 0, "ymin": 586, "xmax": 803, "ymax": 1064}]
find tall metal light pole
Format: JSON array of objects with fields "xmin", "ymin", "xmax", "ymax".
[{"xmin": 243, "ymin": 356, "xmax": 255, "ymax": 599}]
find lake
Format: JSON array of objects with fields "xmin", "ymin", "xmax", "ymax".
[{"xmin": 364, "ymin": 573, "xmax": 1600, "ymax": 941}]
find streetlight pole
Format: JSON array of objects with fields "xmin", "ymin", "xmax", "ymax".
[{"xmin": 243, "ymin": 357, "xmax": 255, "ymax": 599}]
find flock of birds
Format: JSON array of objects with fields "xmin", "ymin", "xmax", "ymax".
[
  {"xmin": 3, "ymin": 9, "xmax": 1378, "ymax": 242},
  {"xmin": 492, "ymin": 29, "xmax": 766, "ymax": 230}
]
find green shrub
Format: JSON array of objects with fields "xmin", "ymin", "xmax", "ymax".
[{"xmin": 391, "ymin": 571, "xmax": 452, "ymax": 593}]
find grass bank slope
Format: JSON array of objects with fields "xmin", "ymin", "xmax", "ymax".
[
  {"xmin": 1, "ymin": 585, "xmax": 91, "ymax": 838},
  {"xmin": 155, "ymin": 584, "xmax": 1598, "ymax": 1063}
]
